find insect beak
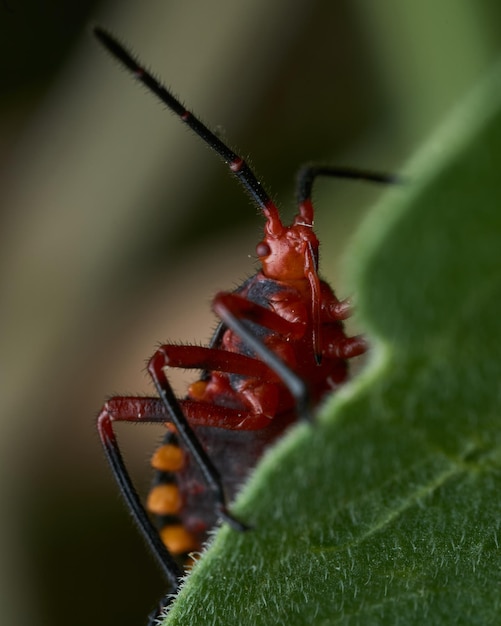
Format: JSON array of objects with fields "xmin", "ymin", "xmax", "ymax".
[{"xmin": 305, "ymin": 242, "xmax": 322, "ymax": 365}]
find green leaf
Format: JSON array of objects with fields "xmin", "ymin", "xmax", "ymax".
[{"xmin": 163, "ymin": 61, "xmax": 501, "ymax": 625}]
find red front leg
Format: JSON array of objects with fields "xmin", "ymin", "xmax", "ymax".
[
  {"xmin": 150, "ymin": 343, "xmax": 281, "ymax": 429},
  {"xmin": 213, "ymin": 291, "xmax": 312, "ymax": 422},
  {"xmin": 214, "ymin": 292, "xmax": 304, "ymax": 337}
]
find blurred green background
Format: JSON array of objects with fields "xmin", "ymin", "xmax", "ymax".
[{"xmin": 1, "ymin": 1, "xmax": 501, "ymax": 625}]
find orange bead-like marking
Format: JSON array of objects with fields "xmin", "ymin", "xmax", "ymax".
[
  {"xmin": 146, "ymin": 484, "xmax": 182, "ymax": 515},
  {"xmin": 151, "ymin": 443, "xmax": 184, "ymax": 472},
  {"xmin": 188, "ymin": 379, "xmax": 208, "ymax": 400},
  {"xmin": 160, "ymin": 525, "xmax": 199, "ymax": 555}
]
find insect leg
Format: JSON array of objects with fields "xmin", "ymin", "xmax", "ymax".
[
  {"xmin": 327, "ymin": 335, "xmax": 368, "ymax": 359},
  {"xmin": 296, "ymin": 164, "xmax": 398, "ymax": 207},
  {"xmin": 213, "ymin": 292, "xmax": 313, "ymax": 422},
  {"xmin": 147, "ymin": 349, "xmax": 249, "ymax": 532},
  {"xmin": 97, "ymin": 397, "xmax": 183, "ymax": 588},
  {"xmin": 157, "ymin": 343, "xmax": 275, "ymax": 378},
  {"xmin": 156, "ymin": 343, "xmax": 284, "ymax": 430}
]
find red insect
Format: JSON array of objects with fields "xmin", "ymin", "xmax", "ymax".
[{"xmin": 94, "ymin": 27, "xmax": 393, "ymax": 623}]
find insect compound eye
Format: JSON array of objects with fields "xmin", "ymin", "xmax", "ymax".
[{"xmin": 256, "ymin": 242, "xmax": 271, "ymax": 258}]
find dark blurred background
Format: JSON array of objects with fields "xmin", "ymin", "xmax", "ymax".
[{"xmin": 2, "ymin": 1, "xmax": 501, "ymax": 625}]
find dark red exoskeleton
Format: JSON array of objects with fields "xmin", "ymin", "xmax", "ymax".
[{"xmin": 94, "ymin": 27, "xmax": 394, "ymax": 623}]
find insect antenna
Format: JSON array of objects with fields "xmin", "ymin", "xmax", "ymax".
[{"xmin": 94, "ymin": 27, "xmax": 284, "ymax": 231}]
